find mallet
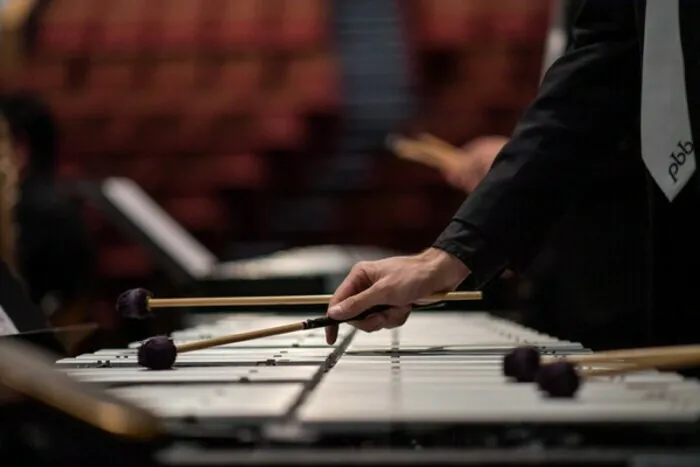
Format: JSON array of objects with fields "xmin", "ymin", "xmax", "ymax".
[
  {"xmin": 137, "ymin": 299, "xmax": 456, "ymax": 370},
  {"xmin": 386, "ymin": 133, "xmax": 461, "ymax": 173},
  {"xmin": 503, "ymin": 344, "xmax": 700, "ymax": 383},
  {"xmin": 117, "ymin": 288, "xmax": 483, "ymax": 319},
  {"xmin": 536, "ymin": 352, "xmax": 700, "ymax": 398}
]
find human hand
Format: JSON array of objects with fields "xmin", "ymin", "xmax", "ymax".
[
  {"xmin": 324, "ymin": 248, "xmax": 470, "ymax": 344},
  {"xmin": 440, "ymin": 135, "xmax": 507, "ymax": 194}
]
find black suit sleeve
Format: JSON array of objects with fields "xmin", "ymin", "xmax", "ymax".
[{"xmin": 433, "ymin": 0, "xmax": 641, "ymax": 287}]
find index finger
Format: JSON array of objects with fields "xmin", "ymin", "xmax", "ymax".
[{"xmin": 329, "ymin": 265, "xmax": 372, "ymax": 307}]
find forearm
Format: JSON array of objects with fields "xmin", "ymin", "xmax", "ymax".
[{"xmin": 434, "ymin": 0, "xmax": 640, "ymax": 282}]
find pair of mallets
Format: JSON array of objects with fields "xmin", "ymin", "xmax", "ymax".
[
  {"xmin": 504, "ymin": 345, "xmax": 700, "ymax": 398},
  {"xmin": 117, "ymin": 288, "xmax": 483, "ymax": 370}
]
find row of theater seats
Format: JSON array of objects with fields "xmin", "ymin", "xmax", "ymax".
[
  {"xmin": 406, "ymin": 0, "xmax": 550, "ymax": 46},
  {"xmin": 21, "ymin": 55, "xmax": 340, "ymax": 112},
  {"xmin": 38, "ymin": 0, "xmax": 549, "ymax": 57},
  {"xmin": 38, "ymin": 0, "xmax": 330, "ymax": 55},
  {"xmin": 11, "ymin": 47, "xmax": 537, "ymax": 160},
  {"xmin": 3, "ymin": 0, "xmax": 551, "ymax": 285}
]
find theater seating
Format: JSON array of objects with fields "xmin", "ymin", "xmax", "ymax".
[{"xmin": 0, "ymin": 0, "xmax": 551, "ymax": 298}]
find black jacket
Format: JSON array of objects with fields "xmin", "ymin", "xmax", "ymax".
[{"xmin": 434, "ymin": 0, "xmax": 700, "ymax": 347}]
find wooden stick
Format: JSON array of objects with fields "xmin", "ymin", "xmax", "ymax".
[
  {"xmin": 386, "ymin": 134, "xmax": 461, "ymax": 172},
  {"xmin": 417, "ymin": 133, "xmax": 459, "ymax": 151},
  {"xmin": 175, "ymin": 302, "xmax": 396, "ymax": 353},
  {"xmin": 578, "ymin": 353, "xmax": 700, "ymax": 378},
  {"xmin": 147, "ymin": 290, "xmax": 482, "ymax": 310},
  {"xmin": 177, "ymin": 322, "xmax": 304, "ymax": 352},
  {"xmin": 542, "ymin": 344, "xmax": 700, "ymax": 366}
]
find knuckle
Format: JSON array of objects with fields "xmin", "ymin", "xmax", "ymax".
[{"xmin": 352, "ymin": 261, "xmax": 369, "ymax": 273}]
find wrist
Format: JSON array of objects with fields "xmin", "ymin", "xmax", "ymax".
[{"xmin": 420, "ymin": 247, "xmax": 470, "ymax": 288}]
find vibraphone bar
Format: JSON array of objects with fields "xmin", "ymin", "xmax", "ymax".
[{"xmin": 55, "ymin": 312, "xmax": 700, "ymax": 465}]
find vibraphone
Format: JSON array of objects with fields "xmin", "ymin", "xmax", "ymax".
[{"xmin": 55, "ymin": 311, "xmax": 700, "ymax": 465}]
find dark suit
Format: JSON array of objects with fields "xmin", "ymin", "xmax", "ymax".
[{"xmin": 434, "ymin": 0, "xmax": 700, "ymax": 349}]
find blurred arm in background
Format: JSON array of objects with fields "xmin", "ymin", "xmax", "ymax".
[{"xmin": 440, "ymin": 0, "xmax": 586, "ymax": 195}]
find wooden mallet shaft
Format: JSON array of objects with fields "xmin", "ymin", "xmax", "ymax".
[
  {"xmin": 542, "ymin": 344, "xmax": 700, "ymax": 366},
  {"xmin": 536, "ymin": 350, "xmax": 700, "ymax": 398},
  {"xmin": 174, "ymin": 294, "xmax": 477, "ymax": 352},
  {"xmin": 176, "ymin": 301, "xmax": 423, "ymax": 353},
  {"xmin": 147, "ymin": 290, "xmax": 481, "ymax": 310},
  {"xmin": 578, "ymin": 352, "xmax": 700, "ymax": 377},
  {"xmin": 177, "ymin": 322, "xmax": 306, "ymax": 352},
  {"xmin": 386, "ymin": 133, "xmax": 461, "ymax": 172}
]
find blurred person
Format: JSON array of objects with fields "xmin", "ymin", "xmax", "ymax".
[
  {"xmin": 0, "ymin": 92, "xmax": 96, "ymax": 326},
  {"xmin": 325, "ymin": 1, "xmax": 697, "ymax": 357}
]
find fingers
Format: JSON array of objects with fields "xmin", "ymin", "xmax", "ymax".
[
  {"xmin": 417, "ymin": 133, "xmax": 458, "ymax": 152},
  {"xmin": 328, "ymin": 285, "xmax": 385, "ymax": 321},
  {"xmin": 325, "ymin": 262, "xmax": 383, "ymax": 345},
  {"xmin": 348, "ymin": 306, "xmax": 411, "ymax": 332},
  {"xmin": 383, "ymin": 306, "xmax": 411, "ymax": 329},
  {"xmin": 350, "ymin": 312, "xmax": 388, "ymax": 332},
  {"xmin": 325, "ymin": 324, "xmax": 339, "ymax": 345},
  {"xmin": 328, "ymin": 262, "xmax": 372, "ymax": 308}
]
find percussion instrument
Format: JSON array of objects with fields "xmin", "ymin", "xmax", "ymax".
[{"xmin": 49, "ymin": 310, "xmax": 700, "ymax": 465}]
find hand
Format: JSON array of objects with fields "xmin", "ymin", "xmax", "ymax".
[
  {"xmin": 324, "ymin": 248, "xmax": 470, "ymax": 344},
  {"xmin": 440, "ymin": 135, "xmax": 508, "ymax": 194}
]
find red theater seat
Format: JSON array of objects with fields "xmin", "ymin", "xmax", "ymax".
[
  {"xmin": 287, "ymin": 54, "xmax": 340, "ymax": 111},
  {"xmin": 124, "ymin": 156, "xmax": 168, "ymax": 193},
  {"xmin": 98, "ymin": 244, "xmax": 154, "ymax": 278},
  {"xmin": 36, "ymin": 0, "xmax": 98, "ymax": 55},
  {"xmin": 102, "ymin": 117, "xmax": 139, "ymax": 155},
  {"xmin": 161, "ymin": 196, "xmax": 228, "ymax": 232},
  {"xmin": 414, "ymin": 0, "xmax": 461, "ymax": 47},
  {"xmin": 94, "ymin": 0, "xmax": 148, "ymax": 55},
  {"xmin": 491, "ymin": 0, "xmax": 550, "ymax": 43},
  {"xmin": 209, "ymin": 115, "xmax": 259, "ymax": 155},
  {"xmin": 209, "ymin": 153, "xmax": 269, "ymax": 190},
  {"xmin": 165, "ymin": 155, "xmax": 218, "ymax": 195},
  {"xmin": 202, "ymin": 0, "xmax": 265, "ymax": 51},
  {"xmin": 272, "ymin": 0, "xmax": 328, "ymax": 49},
  {"xmin": 131, "ymin": 115, "xmax": 184, "ymax": 158},
  {"xmin": 216, "ymin": 58, "xmax": 264, "ymax": 111},
  {"xmin": 414, "ymin": 0, "xmax": 492, "ymax": 47},
  {"xmin": 19, "ymin": 61, "xmax": 67, "ymax": 92},
  {"xmin": 255, "ymin": 92, "xmax": 304, "ymax": 149},
  {"xmin": 151, "ymin": 0, "xmax": 203, "ymax": 51},
  {"xmin": 146, "ymin": 61, "xmax": 199, "ymax": 108},
  {"xmin": 83, "ymin": 63, "xmax": 136, "ymax": 109},
  {"xmin": 460, "ymin": 47, "xmax": 516, "ymax": 102},
  {"xmin": 86, "ymin": 63, "xmax": 136, "ymax": 91},
  {"xmin": 168, "ymin": 153, "xmax": 269, "ymax": 194}
]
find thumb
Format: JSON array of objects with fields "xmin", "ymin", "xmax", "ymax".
[{"xmin": 327, "ymin": 285, "xmax": 385, "ymax": 321}]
